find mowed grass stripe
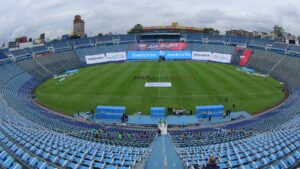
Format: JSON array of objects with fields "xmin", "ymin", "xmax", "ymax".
[
  {"xmin": 180, "ymin": 62, "xmax": 246, "ymax": 109},
  {"xmin": 138, "ymin": 62, "xmax": 161, "ymax": 113},
  {"xmin": 36, "ymin": 63, "xmax": 131, "ymax": 113},
  {"xmin": 214, "ymin": 64, "xmax": 274, "ymax": 95},
  {"xmin": 38, "ymin": 64, "xmax": 115, "ymax": 95},
  {"xmin": 133, "ymin": 62, "xmax": 159, "ymax": 113},
  {"xmin": 179, "ymin": 61, "xmax": 225, "ymax": 109},
  {"xmin": 103, "ymin": 62, "xmax": 148, "ymax": 108},
  {"xmin": 76, "ymin": 64, "xmax": 124, "ymax": 94},
  {"xmin": 89, "ymin": 63, "xmax": 132, "ymax": 95},
  {"xmin": 200, "ymin": 63, "xmax": 259, "ymax": 110},
  {"xmin": 89, "ymin": 62, "xmax": 141, "ymax": 108},
  {"xmin": 182, "ymin": 62, "xmax": 221, "ymax": 95},
  {"xmin": 61, "ymin": 64, "xmax": 114, "ymax": 94},
  {"xmin": 167, "ymin": 61, "xmax": 195, "ymax": 108},
  {"xmin": 157, "ymin": 62, "xmax": 184, "ymax": 109},
  {"xmin": 210, "ymin": 63, "xmax": 284, "ymax": 112},
  {"xmin": 189, "ymin": 62, "xmax": 233, "ymax": 95},
  {"xmin": 186, "ymin": 61, "xmax": 225, "ymax": 94},
  {"xmin": 215, "ymin": 64, "xmax": 283, "ymax": 96},
  {"xmin": 35, "ymin": 61, "xmax": 285, "ymax": 115},
  {"xmin": 200, "ymin": 64, "xmax": 245, "ymax": 106}
]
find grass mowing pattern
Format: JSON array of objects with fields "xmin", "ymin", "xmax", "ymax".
[{"xmin": 35, "ymin": 61, "xmax": 285, "ymax": 116}]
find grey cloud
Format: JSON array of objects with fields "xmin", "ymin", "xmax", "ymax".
[{"xmin": 0, "ymin": 0, "xmax": 300, "ymax": 44}]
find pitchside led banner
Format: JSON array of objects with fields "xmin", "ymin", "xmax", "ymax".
[
  {"xmin": 85, "ymin": 54, "xmax": 106, "ymax": 64},
  {"xmin": 106, "ymin": 52, "xmax": 126, "ymax": 62},
  {"xmin": 191, "ymin": 51, "xmax": 212, "ymax": 61},
  {"xmin": 127, "ymin": 50, "xmax": 192, "ymax": 60},
  {"xmin": 192, "ymin": 51, "xmax": 232, "ymax": 63},
  {"xmin": 85, "ymin": 52, "xmax": 127, "ymax": 64},
  {"xmin": 162, "ymin": 50, "xmax": 192, "ymax": 60},
  {"xmin": 127, "ymin": 51, "xmax": 160, "ymax": 60},
  {"xmin": 210, "ymin": 53, "xmax": 232, "ymax": 63}
]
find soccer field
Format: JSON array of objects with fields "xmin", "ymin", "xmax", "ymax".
[{"xmin": 35, "ymin": 61, "xmax": 285, "ymax": 116}]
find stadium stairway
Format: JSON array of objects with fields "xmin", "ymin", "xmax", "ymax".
[{"xmin": 145, "ymin": 135, "xmax": 184, "ymax": 169}]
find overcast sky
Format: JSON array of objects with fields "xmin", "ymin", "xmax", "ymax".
[{"xmin": 0, "ymin": 0, "xmax": 300, "ymax": 44}]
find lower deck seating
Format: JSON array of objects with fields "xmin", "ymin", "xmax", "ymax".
[
  {"xmin": 176, "ymin": 118, "xmax": 300, "ymax": 169},
  {"xmin": 0, "ymin": 62, "xmax": 155, "ymax": 168},
  {"xmin": 248, "ymin": 49, "xmax": 300, "ymax": 89},
  {"xmin": 0, "ymin": 44, "xmax": 300, "ymax": 169},
  {"xmin": 0, "ymin": 142, "xmax": 21, "ymax": 169},
  {"xmin": 170, "ymin": 129, "xmax": 253, "ymax": 147},
  {"xmin": 0, "ymin": 121, "xmax": 150, "ymax": 169}
]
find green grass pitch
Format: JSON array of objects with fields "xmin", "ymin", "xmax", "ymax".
[{"xmin": 35, "ymin": 61, "xmax": 285, "ymax": 116}]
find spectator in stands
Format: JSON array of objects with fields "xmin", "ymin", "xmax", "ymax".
[
  {"xmin": 202, "ymin": 156, "xmax": 220, "ymax": 169},
  {"xmin": 121, "ymin": 114, "xmax": 126, "ymax": 123},
  {"xmin": 91, "ymin": 109, "xmax": 95, "ymax": 116},
  {"xmin": 118, "ymin": 133, "xmax": 123, "ymax": 140},
  {"xmin": 157, "ymin": 128, "xmax": 161, "ymax": 136},
  {"xmin": 229, "ymin": 109, "xmax": 232, "ymax": 115},
  {"xmin": 225, "ymin": 110, "xmax": 228, "ymax": 117},
  {"xmin": 127, "ymin": 133, "xmax": 132, "ymax": 140}
]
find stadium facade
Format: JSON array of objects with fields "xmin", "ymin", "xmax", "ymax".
[{"xmin": 143, "ymin": 22, "xmax": 205, "ymax": 34}]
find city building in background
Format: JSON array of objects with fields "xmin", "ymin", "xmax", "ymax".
[
  {"xmin": 15, "ymin": 36, "xmax": 28, "ymax": 44},
  {"xmin": 226, "ymin": 29, "xmax": 254, "ymax": 37},
  {"xmin": 73, "ymin": 15, "xmax": 85, "ymax": 38},
  {"xmin": 8, "ymin": 42, "xmax": 18, "ymax": 48}
]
